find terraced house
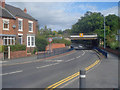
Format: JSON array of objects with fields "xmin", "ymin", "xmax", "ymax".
[{"xmin": 0, "ymin": 0, "xmax": 38, "ymax": 51}]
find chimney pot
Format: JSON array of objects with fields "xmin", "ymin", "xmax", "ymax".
[
  {"xmin": 24, "ymin": 8, "xmax": 27, "ymax": 13},
  {"xmin": 0, "ymin": 0, "xmax": 5, "ymax": 8}
]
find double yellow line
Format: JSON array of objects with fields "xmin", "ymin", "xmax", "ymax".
[
  {"xmin": 45, "ymin": 59, "xmax": 100, "ymax": 90},
  {"xmin": 85, "ymin": 60, "xmax": 100, "ymax": 71}
]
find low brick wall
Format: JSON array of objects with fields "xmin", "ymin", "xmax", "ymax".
[
  {"xmin": 0, "ymin": 53, "xmax": 3, "ymax": 60},
  {"xmin": 46, "ymin": 43, "xmax": 65, "ymax": 51},
  {"xmin": 10, "ymin": 50, "xmax": 27, "ymax": 59},
  {"xmin": 100, "ymin": 47, "xmax": 119, "ymax": 56}
]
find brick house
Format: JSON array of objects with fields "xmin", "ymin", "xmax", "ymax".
[{"xmin": 0, "ymin": 0, "xmax": 38, "ymax": 52}]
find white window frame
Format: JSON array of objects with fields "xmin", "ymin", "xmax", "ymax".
[
  {"xmin": 28, "ymin": 21, "xmax": 33, "ymax": 32},
  {"xmin": 3, "ymin": 19, "xmax": 9, "ymax": 30},
  {"xmin": 18, "ymin": 18, "xmax": 23, "ymax": 31},
  {"xmin": 27, "ymin": 36, "xmax": 35, "ymax": 47},
  {"xmin": 3, "ymin": 37, "xmax": 15, "ymax": 45}
]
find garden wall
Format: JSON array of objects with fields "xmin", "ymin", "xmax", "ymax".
[
  {"xmin": 46, "ymin": 43, "xmax": 65, "ymax": 51},
  {"xmin": 10, "ymin": 50, "xmax": 27, "ymax": 59},
  {"xmin": 100, "ymin": 47, "xmax": 119, "ymax": 56}
]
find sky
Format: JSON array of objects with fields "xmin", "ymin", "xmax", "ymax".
[{"xmin": 6, "ymin": 1, "xmax": 118, "ymax": 31}]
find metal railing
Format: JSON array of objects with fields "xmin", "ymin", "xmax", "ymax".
[{"xmin": 37, "ymin": 47, "xmax": 73, "ymax": 59}]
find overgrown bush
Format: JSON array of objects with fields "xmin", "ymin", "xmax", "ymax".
[
  {"xmin": 32, "ymin": 48, "xmax": 38, "ymax": 54},
  {"xmin": 10, "ymin": 44, "xmax": 26, "ymax": 51},
  {"xmin": 109, "ymin": 41, "xmax": 119, "ymax": 50},
  {"xmin": 35, "ymin": 35, "xmax": 48, "ymax": 51},
  {"xmin": 0, "ymin": 45, "xmax": 3, "ymax": 52},
  {"xmin": 52, "ymin": 39, "xmax": 71, "ymax": 46}
]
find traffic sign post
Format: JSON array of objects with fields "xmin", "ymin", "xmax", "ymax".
[{"xmin": 48, "ymin": 38, "xmax": 53, "ymax": 53}]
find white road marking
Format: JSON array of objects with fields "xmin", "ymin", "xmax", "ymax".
[
  {"xmin": 65, "ymin": 58, "xmax": 75, "ymax": 62},
  {"xmin": 76, "ymin": 55, "xmax": 81, "ymax": 59},
  {"xmin": 82, "ymin": 50, "xmax": 85, "ymax": 56},
  {"xmin": 65, "ymin": 50, "xmax": 86, "ymax": 62},
  {"xmin": 45, "ymin": 60, "xmax": 63, "ymax": 62},
  {"xmin": 0, "ymin": 70, "xmax": 23, "ymax": 76},
  {"xmin": 36, "ymin": 63, "xmax": 59, "ymax": 69},
  {"xmin": 0, "ymin": 61, "xmax": 8, "ymax": 63}
]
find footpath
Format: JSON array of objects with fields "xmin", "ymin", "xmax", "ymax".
[
  {"xmin": 63, "ymin": 51, "xmax": 118, "ymax": 89},
  {"xmin": 86, "ymin": 52, "xmax": 118, "ymax": 88}
]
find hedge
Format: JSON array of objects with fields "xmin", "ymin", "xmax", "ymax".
[
  {"xmin": 1, "ymin": 45, "xmax": 26, "ymax": 52},
  {"xmin": 52, "ymin": 39, "xmax": 71, "ymax": 46},
  {"xmin": 35, "ymin": 36, "xmax": 48, "ymax": 51},
  {"xmin": 10, "ymin": 44, "xmax": 26, "ymax": 51},
  {"xmin": 0, "ymin": 45, "xmax": 3, "ymax": 52}
]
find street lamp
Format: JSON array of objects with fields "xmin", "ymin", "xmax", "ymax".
[{"xmin": 103, "ymin": 16, "xmax": 106, "ymax": 49}]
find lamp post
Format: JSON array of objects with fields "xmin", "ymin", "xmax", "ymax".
[{"xmin": 104, "ymin": 16, "xmax": 106, "ymax": 49}]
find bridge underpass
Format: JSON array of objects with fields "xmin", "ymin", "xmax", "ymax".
[{"xmin": 69, "ymin": 34, "xmax": 99, "ymax": 49}]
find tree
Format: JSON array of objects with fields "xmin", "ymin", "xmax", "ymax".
[
  {"xmin": 35, "ymin": 35, "xmax": 48, "ymax": 51},
  {"xmin": 58, "ymin": 30, "xmax": 63, "ymax": 34},
  {"xmin": 71, "ymin": 11, "xmax": 104, "ymax": 34}
]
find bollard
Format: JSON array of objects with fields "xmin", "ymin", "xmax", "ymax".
[{"xmin": 79, "ymin": 69, "xmax": 86, "ymax": 89}]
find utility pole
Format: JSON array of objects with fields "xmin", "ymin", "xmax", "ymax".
[{"xmin": 104, "ymin": 16, "xmax": 106, "ymax": 49}]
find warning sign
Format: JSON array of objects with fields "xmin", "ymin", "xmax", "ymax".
[{"xmin": 79, "ymin": 33, "xmax": 83, "ymax": 37}]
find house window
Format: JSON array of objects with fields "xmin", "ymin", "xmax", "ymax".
[
  {"xmin": 3, "ymin": 19, "xmax": 9, "ymax": 30},
  {"xmin": 28, "ymin": 21, "xmax": 33, "ymax": 32},
  {"xmin": 27, "ymin": 36, "xmax": 35, "ymax": 47},
  {"xmin": 18, "ymin": 36, "xmax": 23, "ymax": 44},
  {"xmin": 18, "ymin": 18, "xmax": 23, "ymax": 31},
  {"xmin": 31, "ymin": 37, "xmax": 35, "ymax": 46},
  {"xmin": 3, "ymin": 37, "xmax": 15, "ymax": 45},
  {"xmin": 28, "ymin": 37, "xmax": 30, "ymax": 46}
]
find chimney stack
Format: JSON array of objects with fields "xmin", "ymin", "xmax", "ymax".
[
  {"xmin": 0, "ymin": 0, "xmax": 5, "ymax": 8},
  {"xmin": 24, "ymin": 8, "xmax": 27, "ymax": 13}
]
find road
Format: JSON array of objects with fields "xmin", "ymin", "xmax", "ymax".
[{"xmin": 1, "ymin": 50, "xmax": 109, "ymax": 88}]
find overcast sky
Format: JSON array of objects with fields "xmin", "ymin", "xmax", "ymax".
[{"xmin": 6, "ymin": 2, "xmax": 118, "ymax": 31}]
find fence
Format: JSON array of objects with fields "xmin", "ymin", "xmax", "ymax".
[
  {"xmin": 94, "ymin": 47, "xmax": 107, "ymax": 58},
  {"xmin": 37, "ymin": 47, "xmax": 73, "ymax": 59}
]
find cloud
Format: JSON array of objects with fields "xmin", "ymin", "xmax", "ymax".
[
  {"xmin": 7, "ymin": 2, "xmax": 82, "ymax": 30},
  {"xmin": 100, "ymin": 6, "xmax": 118, "ymax": 16},
  {"xmin": 78, "ymin": 4, "xmax": 97, "ymax": 11},
  {"xmin": 6, "ymin": 2, "xmax": 118, "ymax": 31}
]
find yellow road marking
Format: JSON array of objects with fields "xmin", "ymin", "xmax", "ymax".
[
  {"xmin": 45, "ymin": 72, "xmax": 79, "ymax": 90},
  {"xmin": 45, "ymin": 59, "xmax": 100, "ymax": 90}
]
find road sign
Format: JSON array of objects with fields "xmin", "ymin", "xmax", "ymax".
[
  {"xmin": 79, "ymin": 33, "xmax": 83, "ymax": 37},
  {"xmin": 48, "ymin": 38, "xmax": 53, "ymax": 43}
]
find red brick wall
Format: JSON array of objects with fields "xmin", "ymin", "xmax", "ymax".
[
  {"xmin": 0, "ymin": 17, "xmax": 2, "ymax": 35},
  {"xmin": 46, "ymin": 43, "xmax": 65, "ymax": 51},
  {"xmin": 0, "ymin": 53, "xmax": 3, "ymax": 60},
  {"xmin": 15, "ymin": 17, "xmax": 37, "ymax": 46},
  {"xmin": 0, "ymin": 38, "xmax": 3, "ymax": 45},
  {"xmin": 2, "ymin": 18, "xmax": 16, "ymax": 35},
  {"xmin": 10, "ymin": 50, "xmax": 27, "ymax": 59},
  {"xmin": 100, "ymin": 47, "xmax": 119, "ymax": 56},
  {"xmin": 1, "ymin": 16, "xmax": 38, "ymax": 48}
]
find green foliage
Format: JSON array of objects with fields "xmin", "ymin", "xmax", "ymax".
[
  {"xmin": 32, "ymin": 48, "xmax": 38, "ymax": 54},
  {"xmin": 0, "ymin": 45, "xmax": 3, "ymax": 52},
  {"xmin": 1, "ymin": 45, "xmax": 26, "ymax": 52},
  {"xmin": 35, "ymin": 35, "xmax": 48, "ymax": 51},
  {"xmin": 71, "ymin": 11, "xmax": 104, "ymax": 34},
  {"xmin": 10, "ymin": 44, "xmax": 26, "ymax": 51},
  {"xmin": 109, "ymin": 41, "xmax": 119, "ymax": 50},
  {"xmin": 70, "ymin": 11, "xmax": 120, "ymax": 50},
  {"xmin": 52, "ymin": 39, "xmax": 71, "ymax": 46}
]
